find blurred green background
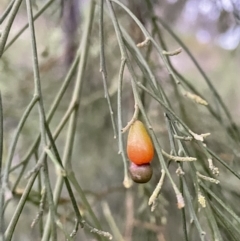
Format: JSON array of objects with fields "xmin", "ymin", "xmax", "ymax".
[{"xmin": 1, "ymin": 0, "xmax": 240, "ymax": 240}]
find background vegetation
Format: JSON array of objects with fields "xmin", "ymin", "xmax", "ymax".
[{"xmin": 0, "ymin": 0, "xmax": 240, "ymax": 240}]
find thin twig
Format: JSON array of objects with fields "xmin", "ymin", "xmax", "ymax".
[
  {"xmin": 162, "ymin": 47, "xmax": 182, "ymax": 56},
  {"xmin": 42, "ymin": 157, "xmax": 57, "ymax": 240},
  {"xmin": 184, "ymin": 92, "xmax": 208, "ymax": 106},
  {"xmin": 4, "ymin": 172, "xmax": 38, "ymax": 241},
  {"xmin": 183, "ymin": 178, "xmax": 206, "ymax": 241},
  {"xmin": 162, "ymin": 149, "xmax": 197, "ymax": 162},
  {"xmin": 0, "ymin": 0, "xmax": 23, "ymax": 56},
  {"xmin": 99, "ymin": 0, "xmax": 117, "ymax": 139},
  {"xmin": 121, "ymin": 104, "xmax": 139, "ymax": 133},
  {"xmin": 44, "ymin": 122, "xmax": 84, "ymax": 228},
  {"xmin": 174, "ymin": 135, "xmax": 193, "ymax": 141},
  {"xmin": 148, "ymin": 169, "xmax": 166, "ymax": 211},
  {"xmin": 31, "ymin": 187, "xmax": 46, "ymax": 228},
  {"xmin": 26, "ymin": 0, "xmax": 56, "ymax": 239},
  {"xmin": 206, "ymin": 147, "xmax": 240, "ymax": 179},
  {"xmin": 2, "ymin": 96, "xmax": 39, "ymax": 194},
  {"xmin": 197, "ymin": 172, "xmax": 220, "ymax": 184},
  {"xmin": 136, "ymin": 37, "xmax": 150, "ymax": 48},
  {"xmin": 116, "ymin": 58, "xmax": 132, "ymax": 188},
  {"xmin": 0, "ymin": 0, "xmax": 15, "ymax": 24},
  {"xmin": 26, "ymin": 0, "xmax": 47, "ymax": 145},
  {"xmin": 0, "ymin": 92, "xmax": 4, "ymax": 239},
  {"xmin": 4, "ymin": 0, "xmax": 55, "ymax": 53},
  {"xmin": 102, "ymin": 201, "xmax": 123, "ymax": 241}
]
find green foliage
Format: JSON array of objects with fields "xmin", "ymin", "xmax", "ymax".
[{"xmin": 0, "ymin": 0, "xmax": 240, "ymax": 240}]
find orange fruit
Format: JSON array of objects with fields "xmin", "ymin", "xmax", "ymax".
[{"xmin": 127, "ymin": 120, "xmax": 154, "ymax": 165}]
